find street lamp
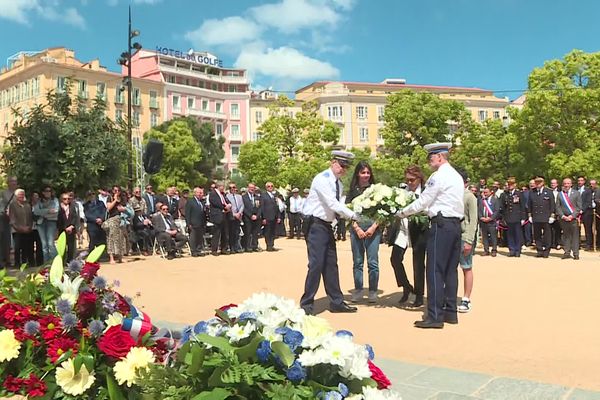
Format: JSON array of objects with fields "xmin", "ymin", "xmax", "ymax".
[
  {"xmin": 502, "ymin": 115, "xmax": 510, "ymax": 177},
  {"xmin": 117, "ymin": 6, "xmax": 142, "ymax": 190}
]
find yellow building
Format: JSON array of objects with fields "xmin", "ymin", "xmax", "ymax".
[
  {"xmin": 0, "ymin": 47, "xmax": 164, "ymax": 141},
  {"xmin": 249, "ymin": 90, "xmax": 303, "ymax": 142},
  {"xmin": 295, "ymin": 79, "xmax": 510, "ymax": 153}
]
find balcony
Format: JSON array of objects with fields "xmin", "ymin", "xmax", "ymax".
[
  {"xmin": 159, "ymin": 64, "xmax": 248, "ymax": 84},
  {"xmin": 149, "ymin": 99, "xmax": 159, "ymax": 109},
  {"xmin": 186, "ymin": 107, "xmax": 226, "ymax": 120}
]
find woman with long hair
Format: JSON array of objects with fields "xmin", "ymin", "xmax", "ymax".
[
  {"xmin": 32, "ymin": 186, "xmax": 59, "ymax": 263},
  {"xmin": 347, "ymin": 161, "xmax": 381, "ymax": 303},
  {"xmin": 105, "ymin": 185, "xmax": 127, "ymax": 264}
]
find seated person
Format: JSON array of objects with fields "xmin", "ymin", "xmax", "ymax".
[
  {"xmin": 131, "ymin": 206, "xmax": 154, "ymax": 255},
  {"xmin": 151, "ymin": 204, "xmax": 188, "ymax": 260}
]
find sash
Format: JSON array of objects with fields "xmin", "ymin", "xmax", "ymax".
[
  {"xmin": 483, "ymin": 198, "xmax": 494, "ymax": 218},
  {"xmin": 560, "ymin": 191, "xmax": 575, "ymax": 216}
]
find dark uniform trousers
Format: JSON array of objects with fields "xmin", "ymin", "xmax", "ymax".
[
  {"xmin": 582, "ymin": 209, "xmax": 594, "ymax": 249},
  {"xmin": 242, "ymin": 217, "xmax": 260, "ymax": 251},
  {"xmin": 550, "ymin": 220, "xmax": 562, "ymax": 249},
  {"xmin": 189, "ymin": 225, "xmax": 206, "ymax": 255},
  {"xmin": 506, "ymin": 222, "xmax": 523, "ymax": 254},
  {"xmin": 288, "ymin": 213, "xmax": 302, "ymax": 238},
  {"xmin": 300, "ymin": 219, "xmax": 344, "ymax": 309},
  {"xmin": 263, "ymin": 219, "xmax": 277, "ymax": 250},
  {"xmin": 560, "ymin": 220, "xmax": 579, "ymax": 256},
  {"xmin": 533, "ymin": 222, "xmax": 551, "ymax": 256},
  {"xmin": 426, "ymin": 217, "xmax": 461, "ymax": 323},
  {"xmin": 479, "ymin": 221, "xmax": 497, "ymax": 253}
]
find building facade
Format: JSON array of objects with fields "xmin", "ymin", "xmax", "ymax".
[
  {"xmin": 0, "ymin": 47, "xmax": 164, "ymax": 141},
  {"xmin": 249, "ymin": 90, "xmax": 304, "ymax": 143},
  {"xmin": 128, "ymin": 47, "xmax": 251, "ymax": 174},
  {"xmin": 295, "ymin": 80, "xmax": 510, "ymax": 153}
]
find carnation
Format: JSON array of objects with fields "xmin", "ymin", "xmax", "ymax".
[
  {"xmin": 47, "ymin": 336, "xmax": 79, "ymax": 363},
  {"xmin": 0, "ymin": 329, "xmax": 21, "ymax": 362}
]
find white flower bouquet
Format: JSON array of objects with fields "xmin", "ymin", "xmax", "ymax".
[{"xmin": 349, "ymin": 183, "xmax": 416, "ymax": 226}]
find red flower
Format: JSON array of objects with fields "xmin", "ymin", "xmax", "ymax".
[
  {"xmin": 368, "ymin": 360, "xmax": 391, "ymax": 389},
  {"xmin": 81, "ymin": 262, "xmax": 100, "ymax": 281},
  {"xmin": 24, "ymin": 374, "xmax": 47, "ymax": 398},
  {"xmin": 3, "ymin": 375, "xmax": 25, "ymax": 392},
  {"xmin": 76, "ymin": 290, "xmax": 98, "ymax": 321},
  {"xmin": 47, "ymin": 337, "xmax": 79, "ymax": 363},
  {"xmin": 38, "ymin": 314, "xmax": 63, "ymax": 341},
  {"xmin": 0, "ymin": 293, "xmax": 7, "ymax": 304},
  {"xmin": 114, "ymin": 291, "xmax": 131, "ymax": 315},
  {"xmin": 97, "ymin": 325, "xmax": 136, "ymax": 359},
  {"xmin": 0, "ymin": 303, "xmax": 31, "ymax": 329},
  {"xmin": 215, "ymin": 303, "xmax": 238, "ymax": 319}
]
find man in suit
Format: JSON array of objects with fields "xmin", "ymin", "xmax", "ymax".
[
  {"xmin": 57, "ymin": 192, "xmax": 80, "ymax": 262},
  {"xmin": 591, "ymin": 179, "xmax": 599, "ymax": 250},
  {"xmin": 131, "ymin": 206, "xmax": 153, "ymax": 255},
  {"xmin": 185, "ymin": 187, "xmax": 207, "ymax": 257},
  {"xmin": 577, "ymin": 176, "xmax": 594, "ymax": 251},
  {"xmin": 549, "ymin": 179, "xmax": 562, "ymax": 249},
  {"xmin": 286, "ymin": 188, "xmax": 304, "ymax": 239},
  {"xmin": 162, "ymin": 187, "xmax": 180, "ymax": 219},
  {"xmin": 143, "ymin": 185, "xmax": 157, "ymax": 215},
  {"xmin": 226, "ymin": 183, "xmax": 244, "ymax": 253},
  {"xmin": 242, "ymin": 183, "xmax": 261, "ymax": 252},
  {"xmin": 478, "ymin": 187, "xmax": 500, "ymax": 256},
  {"xmin": 528, "ymin": 176, "xmax": 556, "ymax": 258},
  {"xmin": 556, "ymin": 177, "xmax": 582, "ymax": 260},
  {"xmin": 499, "ymin": 178, "xmax": 527, "ymax": 257},
  {"xmin": 209, "ymin": 182, "xmax": 231, "ymax": 255},
  {"xmin": 83, "ymin": 190, "xmax": 107, "ymax": 254},
  {"xmin": 152, "ymin": 204, "xmax": 187, "ymax": 260},
  {"xmin": 260, "ymin": 182, "xmax": 280, "ymax": 252}
]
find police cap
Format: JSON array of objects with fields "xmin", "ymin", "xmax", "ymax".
[
  {"xmin": 424, "ymin": 142, "xmax": 452, "ymax": 155},
  {"xmin": 331, "ymin": 150, "xmax": 355, "ymax": 167}
]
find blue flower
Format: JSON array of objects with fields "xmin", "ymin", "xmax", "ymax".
[
  {"xmin": 275, "ymin": 326, "xmax": 291, "ymax": 335},
  {"xmin": 66, "ymin": 259, "xmax": 82, "ymax": 273},
  {"xmin": 286, "ymin": 360, "xmax": 306, "ymax": 383},
  {"xmin": 337, "ymin": 383, "xmax": 349, "ymax": 397},
  {"xmin": 335, "ymin": 330, "xmax": 353, "ymax": 338},
  {"xmin": 322, "ymin": 391, "xmax": 343, "ymax": 400},
  {"xmin": 181, "ymin": 326, "xmax": 193, "ymax": 344},
  {"xmin": 89, "ymin": 319, "xmax": 106, "ymax": 336},
  {"xmin": 283, "ymin": 329, "xmax": 304, "ymax": 352},
  {"xmin": 256, "ymin": 340, "xmax": 271, "ymax": 363},
  {"xmin": 365, "ymin": 344, "xmax": 375, "ymax": 360},
  {"xmin": 238, "ymin": 311, "xmax": 257, "ymax": 321},
  {"xmin": 61, "ymin": 313, "xmax": 78, "ymax": 330},
  {"xmin": 101, "ymin": 292, "xmax": 118, "ymax": 314},
  {"xmin": 56, "ymin": 299, "xmax": 73, "ymax": 315},
  {"xmin": 193, "ymin": 321, "xmax": 208, "ymax": 335},
  {"xmin": 92, "ymin": 276, "xmax": 107, "ymax": 290},
  {"xmin": 24, "ymin": 320, "xmax": 40, "ymax": 336}
]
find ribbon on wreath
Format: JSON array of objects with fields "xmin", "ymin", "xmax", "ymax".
[{"xmin": 121, "ymin": 305, "xmax": 153, "ymax": 342}]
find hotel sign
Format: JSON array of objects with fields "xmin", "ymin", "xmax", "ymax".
[{"xmin": 155, "ymin": 46, "xmax": 224, "ymax": 68}]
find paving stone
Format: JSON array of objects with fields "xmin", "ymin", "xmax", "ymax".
[
  {"xmin": 429, "ymin": 392, "xmax": 482, "ymax": 400},
  {"xmin": 568, "ymin": 389, "xmax": 600, "ymax": 400},
  {"xmin": 377, "ymin": 358, "xmax": 429, "ymax": 383},
  {"xmin": 390, "ymin": 383, "xmax": 438, "ymax": 400},
  {"xmin": 475, "ymin": 377, "xmax": 569, "ymax": 400},
  {"xmin": 406, "ymin": 366, "xmax": 491, "ymax": 395}
]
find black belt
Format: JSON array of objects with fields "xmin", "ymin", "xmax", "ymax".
[{"xmin": 430, "ymin": 215, "xmax": 462, "ymax": 223}]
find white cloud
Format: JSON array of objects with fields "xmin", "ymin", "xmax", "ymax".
[
  {"xmin": 62, "ymin": 8, "xmax": 86, "ymax": 29},
  {"xmin": 0, "ymin": 0, "xmax": 42, "ymax": 24},
  {"xmin": 184, "ymin": 16, "xmax": 262, "ymax": 50},
  {"xmin": 0, "ymin": 0, "xmax": 86, "ymax": 28},
  {"xmin": 250, "ymin": 0, "xmax": 341, "ymax": 34}
]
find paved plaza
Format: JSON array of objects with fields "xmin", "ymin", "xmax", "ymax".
[{"xmin": 100, "ymin": 239, "xmax": 600, "ymax": 399}]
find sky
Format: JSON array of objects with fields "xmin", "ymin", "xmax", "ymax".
[{"xmin": 1, "ymin": 0, "xmax": 600, "ymax": 99}]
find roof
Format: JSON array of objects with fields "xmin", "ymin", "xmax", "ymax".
[{"xmin": 296, "ymin": 80, "xmax": 492, "ymax": 95}]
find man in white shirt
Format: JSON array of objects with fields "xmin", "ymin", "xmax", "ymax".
[{"xmin": 287, "ymin": 188, "xmax": 304, "ymax": 239}]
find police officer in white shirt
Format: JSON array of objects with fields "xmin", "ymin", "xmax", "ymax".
[
  {"xmin": 396, "ymin": 143, "xmax": 464, "ymax": 329},
  {"xmin": 300, "ymin": 150, "xmax": 360, "ymax": 315}
]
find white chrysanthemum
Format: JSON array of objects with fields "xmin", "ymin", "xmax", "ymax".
[
  {"xmin": 276, "ymin": 298, "xmax": 306, "ymax": 324},
  {"xmin": 0, "ymin": 329, "xmax": 21, "ymax": 362},
  {"xmin": 319, "ymin": 335, "xmax": 356, "ymax": 367},
  {"xmin": 297, "ymin": 348, "xmax": 327, "ymax": 367},
  {"xmin": 55, "ymin": 359, "xmax": 96, "ymax": 396},
  {"xmin": 373, "ymin": 193, "xmax": 383, "ymax": 202},
  {"xmin": 361, "ymin": 199, "xmax": 373, "ymax": 210},
  {"xmin": 225, "ymin": 306, "xmax": 242, "ymax": 319},
  {"xmin": 257, "ymin": 308, "xmax": 288, "ymax": 328},
  {"xmin": 362, "ymin": 386, "xmax": 403, "ymax": 400},
  {"xmin": 113, "ymin": 347, "xmax": 156, "ymax": 387},
  {"xmin": 240, "ymin": 292, "xmax": 282, "ymax": 314},
  {"xmin": 340, "ymin": 346, "xmax": 371, "ymax": 380},
  {"xmin": 226, "ymin": 322, "xmax": 256, "ymax": 343},
  {"xmin": 300, "ymin": 316, "xmax": 332, "ymax": 349}
]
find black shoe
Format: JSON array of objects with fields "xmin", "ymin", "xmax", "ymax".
[
  {"xmin": 399, "ymin": 285, "xmax": 413, "ymax": 303},
  {"xmin": 211, "ymin": 251, "xmax": 219, "ymax": 256},
  {"xmin": 515, "ymin": 252, "xmax": 521, "ymax": 257},
  {"xmin": 535, "ymin": 253, "xmax": 543, "ymax": 258},
  {"xmin": 491, "ymin": 251, "xmax": 497, "ymax": 257},
  {"xmin": 508, "ymin": 252, "xmax": 515, "ymax": 257},
  {"xmin": 414, "ymin": 319, "xmax": 444, "ymax": 329},
  {"xmin": 222, "ymin": 250, "xmax": 231, "ymax": 255},
  {"xmin": 411, "ymin": 295, "xmax": 424, "ymax": 308},
  {"xmin": 166, "ymin": 253, "xmax": 175, "ymax": 260},
  {"xmin": 302, "ymin": 307, "xmax": 314, "ymax": 316},
  {"xmin": 444, "ymin": 315, "xmax": 458, "ymax": 324},
  {"xmin": 543, "ymin": 253, "xmax": 549, "ymax": 258},
  {"xmin": 191, "ymin": 253, "xmax": 201, "ymax": 257},
  {"xmin": 574, "ymin": 255, "xmax": 580, "ymax": 260},
  {"xmin": 329, "ymin": 302, "xmax": 358, "ymax": 313},
  {"xmin": 482, "ymin": 252, "xmax": 490, "ymax": 256},
  {"xmin": 561, "ymin": 254, "xmax": 571, "ymax": 259}
]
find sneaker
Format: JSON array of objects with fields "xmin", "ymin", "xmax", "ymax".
[
  {"xmin": 457, "ymin": 298, "xmax": 471, "ymax": 313},
  {"xmin": 368, "ymin": 291, "xmax": 378, "ymax": 303},
  {"xmin": 350, "ymin": 290, "xmax": 363, "ymax": 303}
]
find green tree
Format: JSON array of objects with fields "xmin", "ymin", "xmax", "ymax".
[
  {"xmin": 509, "ymin": 49, "xmax": 600, "ymax": 181},
  {"xmin": 144, "ymin": 120, "xmax": 202, "ymax": 191},
  {"xmin": 1, "ymin": 89, "xmax": 128, "ymax": 194},
  {"xmin": 238, "ymin": 96, "xmax": 340, "ymax": 189}
]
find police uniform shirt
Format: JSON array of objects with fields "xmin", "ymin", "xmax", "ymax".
[
  {"xmin": 302, "ymin": 168, "xmax": 355, "ymax": 222},
  {"xmin": 401, "ymin": 163, "xmax": 464, "ymax": 219}
]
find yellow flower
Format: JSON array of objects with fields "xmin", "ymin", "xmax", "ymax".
[
  {"xmin": 113, "ymin": 347, "xmax": 156, "ymax": 387},
  {"xmin": 55, "ymin": 359, "xmax": 96, "ymax": 396},
  {"xmin": 0, "ymin": 329, "xmax": 21, "ymax": 362},
  {"xmin": 300, "ymin": 315, "xmax": 332, "ymax": 349},
  {"xmin": 104, "ymin": 312, "xmax": 124, "ymax": 332}
]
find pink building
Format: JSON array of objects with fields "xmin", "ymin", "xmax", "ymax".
[{"xmin": 128, "ymin": 46, "xmax": 251, "ymax": 174}]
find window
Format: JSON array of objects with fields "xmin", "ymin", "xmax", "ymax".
[
  {"xmin": 115, "ymin": 85, "xmax": 124, "ymax": 103},
  {"xmin": 231, "ymin": 124, "xmax": 240, "ymax": 139},
  {"xmin": 377, "ymin": 105, "xmax": 385, "ymax": 122},
  {"xmin": 255, "ymin": 111, "xmax": 263, "ymax": 124},
  {"xmin": 493, "ymin": 111, "xmax": 500, "ymax": 120},
  {"xmin": 167, "ymin": 75, "xmax": 176, "ymax": 84},
  {"xmin": 252, "ymin": 131, "xmax": 262, "ymax": 141},
  {"xmin": 185, "ymin": 78, "xmax": 190, "ymax": 86},
  {"xmin": 359, "ymin": 127, "xmax": 369, "ymax": 142},
  {"xmin": 96, "ymin": 82, "xmax": 106, "ymax": 100},
  {"xmin": 478, "ymin": 110, "xmax": 488, "ymax": 122},
  {"xmin": 356, "ymin": 106, "xmax": 368, "ymax": 119},
  {"xmin": 215, "ymin": 123, "xmax": 223, "ymax": 136},
  {"xmin": 327, "ymin": 105, "xmax": 343, "ymax": 121},
  {"xmin": 228, "ymin": 85, "xmax": 236, "ymax": 93},
  {"xmin": 172, "ymin": 95, "xmax": 181, "ymax": 111},
  {"xmin": 231, "ymin": 145, "xmax": 240, "ymax": 162},
  {"xmin": 187, "ymin": 96, "xmax": 195, "ymax": 110},
  {"xmin": 149, "ymin": 91, "xmax": 158, "ymax": 108},
  {"xmin": 198, "ymin": 81, "xmax": 205, "ymax": 89},
  {"xmin": 231, "ymin": 103, "xmax": 240, "ymax": 119},
  {"xmin": 23, "ymin": 81, "xmax": 29, "ymax": 99},
  {"xmin": 78, "ymin": 80, "xmax": 88, "ymax": 98},
  {"xmin": 132, "ymin": 111, "xmax": 140, "ymax": 127},
  {"xmin": 57, "ymin": 77, "xmax": 67, "ymax": 93},
  {"xmin": 202, "ymin": 99, "xmax": 209, "ymax": 111},
  {"xmin": 150, "ymin": 112, "xmax": 158, "ymax": 127},
  {"xmin": 115, "ymin": 109, "xmax": 123, "ymax": 122},
  {"xmin": 211, "ymin": 83, "xmax": 218, "ymax": 91},
  {"xmin": 133, "ymin": 87, "xmax": 141, "ymax": 106},
  {"xmin": 215, "ymin": 102, "xmax": 222, "ymax": 113},
  {"xmin": 377, "ymin": 129, "xmax": 384, "ymax": 142}
]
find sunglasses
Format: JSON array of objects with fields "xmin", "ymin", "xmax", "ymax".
[{"xmin": 61, "ymin": 197, "xmax": 70, "ymax": 201}]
